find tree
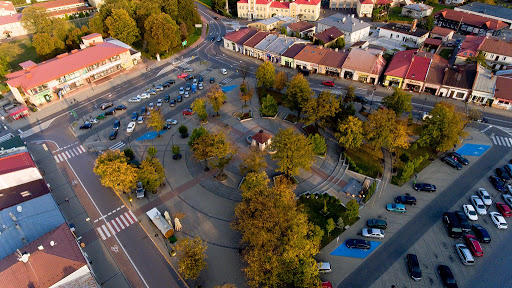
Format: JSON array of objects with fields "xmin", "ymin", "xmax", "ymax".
[
  {"xmin": 467, "ymin": 108, "xmax": 482, "ymax": 122},
  {"xmin": 146, "ymin": 108, "xmax": 165, "ymax": 136},
  {"xmin": 280, "ymin": 26, "xmax": 287, "ymax": 35},
  {"xmin": 467, "ymin": 52, "xmax": 489, "ymax": 69},
  {"xmin": 138, "ymin": 156, "xmax": 165, "ymax": 192},
  {"xmin": 105, "ymin": 9, "xmax": 140, "ymax": 45},
  {"xmin": 133, "ymin": 0, "xmax": 161, "ymax": 39},
  {"xmin": 309, "ymin": 134, "xmax": 327, "ymax": 156},
  {"xmin": 271, "ymin": 128, "xmax": 314, "ymax": 178},
  {"xmin": 179, "ymin": 22, "xmax": 189, "ymax": 40},
  {"xmin": 346, "ymin": 199, "xmax": 359, "ymax": 220},
  {"xmin": 123, "ymin": 148, "xmax": 135, "ymax": 160},
  {"xmin": 144, "ymin": 13, "xmax": 181, "ymax": 55},
  {"xmin": 424, "ymin": 15, "xmax": 434, "ymax": 31},
  {"xmin": 175, "ymin": 237, "xmax": 207, "ymax": 280},
  {"xmin": 66, "ymin": 26, "xmax": 90, "ymax": 50},
  {"xmin": 365, "ymin": 108, "xmax": 410, "ymax": 151},
  {"xmin": 239, "ymin": 82, "xmax": 254, "ymax": 112},
  {"xmin": 326, "ymin": 218, "xmax": 335, "ymax": 237},
  {"xmin": 284, "ymin": 73, "xmax": 311, "ymax": 119},
  {"xmin": 419, "ymin": 102, "xmax": 468, "ymax": 152},
  {"xmin": 93, "ymin": 150, "xmax": 138, "ymax": 194},
  {"xmin": 176, "ymin": 0, "xmax": 201, "ymax": 33},
  {"xmin": 255, "ymin": 61, "xmax": 275, "ymax": 89},
  {"xmin": 336, "ymin": 217, "xmax": 344, "ymax": 229},
  {"xmin": 344, "ymin": 86, "xmax": 356, "ymax": 103},
  {"xmin": 188, "ymin": 126, "xmax": 209, "ymax": 147},
  {"xmin": 274, "ymin": 71, "xmax": 288, "ymax": 91},
  {"xmin": 329, "ymin": 37, "xmax": 345, "ymax": 50},
  {"xmin": 172, "ymin": 145, "xmax": 181, "ymax": 156},
  {"xmin": 178, "ymin": 124, "xmax": 189, "ymax": 138},
  {"xmin": 191, "ymin": 98, "xmax": 208, "ymax": 122},
  {"xmin": 21, "ymin": 6, "xmax": 51, "ymax": 34},
  {"xmin": 207, "ymin": 85, "xmax": 227, "ymax": 116},
  {"xmin": 32, "ymin": 33, "xmax": 55, "ymax": 58},
  {"xmin": 383, "ymin": 88, "xmax": 412, "ymax": 116},
  {"xmin": 162, "ymin": 0, "xmax": 178, "ymax": 18},
  {"xmin": 210, "ymin": 131, "xmax": 237, "ymax": 178},
  {"xmin": 336, "ymin": 116, "xmax": 364, "ymax": 149},
  {"xmin": 425, "ymin": 0, "xmax": 438, "ymax": 5},
  {"xmin": 147, "ymin": 146, "xmax": 157, "ymax": 157},
  {"xmin": 239, "ymin": 148, "xmax": 267, "ymax": 176},
  {"xmin": 259, "ymin": 94, "xmax": 278, "ymax": 117},
  {"xmin": 304, "ymin": 90, "xmax": 340, "ymax": 128},
  {"xmin": 190, "ymin": 130, "xmax": 216, "ymax": 170}
]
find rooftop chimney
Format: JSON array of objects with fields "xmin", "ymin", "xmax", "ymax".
[{"xmin": 411, "ymin": 19, "xmax": 418, "ymax": 32}]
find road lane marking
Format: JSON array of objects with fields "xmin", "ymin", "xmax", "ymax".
[
  {"xmin": 120, "ymin": 214, "xmax": 130, "ymax": 226},
  {"xmin": 102, "ymin": 225, "xmax": 111, "ymax": 237},
  {"xmin": 125, "ymin": 212, "xmax": 134, "ymax": 224},
  {"xmin": 111, "ymin": 220, "xmax": 120, "ymax": 232},
  {"xmin": 97, "ymin": 227, "xmax": 106, "ymax": 240},
  {"xmin": 106, "ymin": 222, "xmax": 116, "ymax": 235},
  {"xmin": 116, "ymin": 217, "xmax": 125, "ymax": 229},
  {"xmin": 481, "ymin": 125, "xmax": 493, "ymax": 132}
]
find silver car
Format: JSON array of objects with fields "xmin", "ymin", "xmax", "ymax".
[
  {"xmin": 136, "ymin": 182, "xmax": 145, "ymax": 199},
  {"xmin": 477, "ymin": 188, "xmax": 492, "ymax": 206},
  {"xmin": 361, "ymin": 228, "xmax": 385, "ymax": 239},
  {"xmin": 470, "ymin": 195, "xmax": 487, "ymax": 215}
]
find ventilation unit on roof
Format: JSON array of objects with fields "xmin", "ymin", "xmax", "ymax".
[
  {"xmin": 38, "ymin": 245, "xmax": 44, "ymax": 250},
  {"xmin": 16, "ymin": 250, "xmax": 30, "ymax": 263},
  {"xmin": 50, "ymin": 241, "xmax": 56, "ymax": 247}
]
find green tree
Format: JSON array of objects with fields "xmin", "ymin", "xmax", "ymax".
[
  {"xmin": 467, "ymin": 108, "xmax": 482, "ymax": 122},
  {"xmin": 425, "ymin": 0, "xmax": 438, "ymax": 5},
  {"xmin": 210, "ymin": 131, "xmax": 237, "ymax": 178},
  {"xmin": 144, "ymin": 12, "xmax": 181, "ymax": 55},
  {"xmin": 147, "ymin": 146, "xmax": 157, "ymax": 158},
  {"xmin": 175, "ymin": 237, "xmax": 207, "ymax": 280},
  {"xmin": 365, "ymin": 108, "xmax": 410, "ymax": 151},
  {"xmin": 239, "ymin": 148, "xmax": 268, "ymax": 176},
  {"xmin": 382, "ymin": 88, "xmax": 412, "ymax": 116},
  {"xmin": 346, "ymin": 199, "xmax": 359, "ymax": 220},
  {"xmin": 273, "ymin": 71, "xmax": 288, "ymax": 91},
  {"xmin": 326, "ymin": 218, "xmax": 335, "ymax": 236},
  {"xmin": 344, "ymin": 85, "xmax": 356, "ymax": 103},
  {"xmin": 304, "ymin": 90, "xmax": 340, "ymax": 128},
  {"xmin": 93, "ymin": 150, "xmax": 138, "ymax": 194},
  {"xmin": 176, "ymin": 0, "xmax": 201, "ymax": 33},
  {"xmin": 32, "ymin": 33, "xmax": 55, "ymax": 58},
  {"xmin": 419, "ymin": 102, "xmax": 468, "ymax": 152},
  {"xmin": 188, "ymin": 126, "xmax": 209, "ymax": 147},
  {"xmin": 255, "ymin": 61, "xmax": 275, "ymax": 89},
  {"xmin": 178, "ymin": 124, "xmax": 189, "ymax": 137},
  {"xmin": 329, "ymin": 37, "xmax": 345, "ymax": 50},
  {"xmin": 179, "ymin": 22, "xmax": 189, "ymax": 40},
  {"xmin": 162, "ymin": 0, "xmax": 178, "ymax": 18},
  {"xmin": 259, "ymin": 94, "xmax": 278, "ymax": 117},
  {"xmin": 172, "ymin": 145, "xmax": 180, "ymax": 155},
  {"xmin": 21, "ymin": 6, "xmax": 51, "ymax": 34},
  {"xmin": 138, "ymin": 156, "xmax": 165, "ymax": 192},
  {"xmin": 309, "ymin": 134, "xmax": 326, "ymax": 156},
  {"xmin": 239, "ymin": 82, "xmax": 254, "ymax": 113},
  {"xmin": 207, "ymin": 85, "xmax": 227, "ymax": 116},
  {"xmin": 65, "ymin": 26, "xmax": 90, "ymax": 49},
  {"xmin": 191, "ymin": 98, "xmax": 208, "ymax": 121},
  {"xmin": 133, "ymin": 0, "xmax": 161, "ymax": 39},
  {"xmin": 424, "ymin": 15, "xmax": 434, "ymax": 31},
  {"xmin": 190, "ymin": 130, "xmax": 216, "ymax": 170},
  {"xmin": 284, "ymin": 73, "xmax": 311, "ymax": 119},
  {"xmin": 123, "ymin": 148, "xmax": 135, "ymax": 160},
  {"xmin": 336, "ymin": 116, "xmax": 364, "ymax": 149},
  {"xmin": 105, "ymin": 9, "xmax": 140, "ymax": 45},
  {"xmin": 271, "ymin": 128, "xmax": 314, "ymax": 178},
  {"xmin": 280, "ymin": 26, "xmax": 287, "ymax": 35},
  {"xmin": 146, "ymin": 108, "xmax": 165, "ymax": 136},
  {"xmin": 467, "ymin": 52, "xmax": 489, "ymax": 69},
  {"xmin": 336, "ymin": 217, "xmax": 344, "ymax": 229}
]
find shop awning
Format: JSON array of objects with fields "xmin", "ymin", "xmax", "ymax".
[{"xmin": 9, "ymin": 106, "xmax": 29, "ymax": 117}]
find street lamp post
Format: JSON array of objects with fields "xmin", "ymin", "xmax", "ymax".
[{"xmin": 369, "ymin": 87, "xmax": 376, "ymax": 112}]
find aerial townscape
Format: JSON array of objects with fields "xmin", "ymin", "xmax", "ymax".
[{"xmin": 1, "ymin": 0, "xmax": 512, "ymax": 286}]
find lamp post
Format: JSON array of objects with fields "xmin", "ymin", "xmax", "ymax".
[
  {"xmin": 127, "ymin": 195, "xmax": 133, "ymax": 207},
  {"xmin": 369, "ymin": 87, "xmax": 376, "ymax": 112}
]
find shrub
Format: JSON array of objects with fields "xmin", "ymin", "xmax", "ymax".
[
  {"xmin": 123, "ymin": 148, "xmax": 135, "ymax": 160},
  {"xmin": 363, "ymin": 181, "xmax": 377, "ymax": 203},
  {"xmin": 178, "ymin": 124, "xmax": 188, "ymax": 136},
  {"xmin": 259, "ymin": 94, "xmax": 278, "ymax": 117},
  {"xmin": 399, "ymin": 153, "xmax": 410, "ymax": 163},
  {"xmin": 309, "ymin": 134, "xmax": 327, "ymax": 156}
]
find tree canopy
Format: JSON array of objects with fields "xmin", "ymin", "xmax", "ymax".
[
  {"xmin": 274, "ymin": 71, "xmax": 288, "ymax": 91},
  {"xmin": 259, "ymin": 95, "xmax": 278, "ymax": 117},
  {"xmin": 146, "ymin": 108, "xmax": 165, "ymax": 136},
  {"xmin": 138, "ymin": 156, "xmax": 165, "ymax": 192},
  {"xmin": 144, "ymin": 12, "xmax": 181, "ymax": 55},
  {"xmin": 106, "ymin": 9, "xmax": 140, "ymax": 45},
  {"xmin": 304, "ymin": 90, "xmax": 340, "ymax": 128},
  {"xmin": 93, "ymin": 150, "xmax": 138, "ymax": 194},
  {"xmin": 256, "ymin": 61, "xmax": 275, "ymax": 89},
  {"xmin": 284, "ymin": 73, "xmax": 312, "ymax": 119},
  {"xmin": 191, "ymin": 98, "xmax": 208, "ymax": 121},
  {"xmin": 207, "ymin": 85, "xmax": 227, "ymax": 116},
  {"xmin": 364, "ymin": 108, "xmax": 410, "ymax": 151},
  {"xmin": 382, "ymin": 88, "xmax": 412, "ymax": 117},
  {"xmin": 336, "ymin": 116, "xmax": 364, "ymax": 149},
  {"xmin": 271, "ymin": 128, "xmax": 314, "ymax": 177},
  {"xmin": 239, "ymin": 148, "xmax": 268, "ymax": 176},
  {"xmin": 175, "ymin": 236, "xmax": 208, "ymax": 279}
]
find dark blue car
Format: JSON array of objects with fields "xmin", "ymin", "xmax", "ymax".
[
  {"xmin": 489, "ymin": 175, "xmax": 506, "ymax": 193},
  {"xmin": 131, "ymin": 112, "xmax": 138, "ymax": 121}
]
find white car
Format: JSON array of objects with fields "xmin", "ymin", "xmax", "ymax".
[
  {"xmin": 198, "ymin": 83, "xmax": 203, "ymax": 90},
  {"xmin": 137, "ymin": 116, "xmax": 145, "ymax": 124},
  {"xmin": 128, "ymin": 96, "xmax": 141, "ymax": 103},
  {"xmin": 179, "ymin": 87, "xmax": 184, "ymax": 95},
  {"xmin": 127, "ymin": 122, "xmax": 136, "ymax": 133},
  {"xmin": 140, "ymin": 92, "xmax": 150, "ymax": 99},
  {"xmin": 88, "ymin": 118, "xmax": 98, "ymax": 124},
  {"xmin": 148, "ymin": 89, "xmax": 157, "ymax": 95},
  {"xmin": 361, "ymin": 228, "xmax": 385, "ymax": 239},
  {"xmin": 156, "ymin": 99, "xmax": 162, "ymax": 107},
  {"xmin": 503, "ymin": 194, "xmax": 512, "ymax": 208},
  {"xmin": 221, "ymin": 68, "xmax": 227, "ymax": 75},
  {"xmin": 184, "ymin": 91, "xmax": 190, "ymax": 98},
  {"xmin": 463, "ymin": 204, "xmax": 478, "ymax": 221},
  {"xmin": 149, "ymin": 103, "xmax": 154, "ymax": 110},
  {"xmin": 477, "ymin": 188, "xmax": 492, "ymax": 206},
  {"xmin": 490, "ymin": 212, "xmax": 508, "ymax": 229},
  {"xmin": 507, "ymin": 184, "xmax": 512, "ymax": 194},
  {"xmin": 155, "ymin": 85, "xmax": 164, "ymax": 91},
  {"xmin": 470, "ymin": 195, "xmax": 487, "ymax": 215},
  {"xmin": 192, "ymin": 79, "xmax": 198, "ymax": 85},
  {"xmin": 166, "ymin": 119, "xmax": 178, "ymax": 125}
]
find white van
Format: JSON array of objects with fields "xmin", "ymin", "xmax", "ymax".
[
  {"xmin": 317, "ymin": 261, "xmax": 331, "ymax": 273},
  {"xmin": 455, "ymin": 244, "xmax": 474, "ymax": 265}
]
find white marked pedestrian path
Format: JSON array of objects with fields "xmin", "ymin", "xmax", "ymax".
[
  {"xmin": 53, "ymin": 145, "xmax": 86, "ymax": 163},
  {"xmin": 220, "ymin": 78, "xmax": 233, "ymax": 84},
  {"xmin": 199, "ymin": 69, "xmax": 211, "ymax": 76},
  {"xmin": 97, "ymin": 211, "xmax": 137, "ymax": 240},
  {"xmin": 491, "ymin": 135, "xmax": 512, "ymax": 147},
  {"xmin": 109, "ymin": 141, "xmax": 126, "ymax": 151},
  {"xmin": 0, "ymin": 133, "xmax": 14, "ymax": 144}
]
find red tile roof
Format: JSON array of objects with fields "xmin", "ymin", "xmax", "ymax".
[
  {"xmin": 318, "ymin": 50, "xmax": 348, "ymax": 68},
  {"xmin": 287, "ymin": 21, "xmax": 315, "ymax": 33},
  {"xmin": 33, "ymin": 0, "xmax": 85, "ymax": 10},
  {"xmin": 424, "ymin": 38, "xmax": 442, "ymax": 46},
  {"xmin": 360, "ymin": 0, "xmax": 373, "ymax": 4},
  {"xmin": 314, "ymin": 26, "xmax": 344, "ymax": 44},
  {"xmin": 0, "ymin": 224, "xmax": 88, "ymax": 288},
  {"xmin": 479, "ymin": 37, "xmax": 512, "ymax": 58},
  {"xmin": 82, "ymin": 32, "xmax": 102, "ymax": 40},
  {"xmin": 243, "ymin": 31, "xmax": 270, "ymax": 48},
  {"xmin": 405, "ymin": 56, "xmax": 431, "ymax": 81},
  {"xmin": 0, "ymin": 1, "xmax": 15, "ymax": 13},
  {"xmin": 457, "ymin": 35, "xmax": 485, "ymax": 58},
  {"xmin": 437, "ymin": 9, "xmax": 508, "ymax": 31},
  {"xmin": 0, "ymin": 13, "xmax": 22, "ymax": 26},
  {"xmin": 295, "ymin": 45, "xmax": 329, "ymax": 64},
  {"xmin": 385, "ymin": 49, "xmax": 416, "ymax": 78},
  {"xmin": 294, "ymin": 0, "xmax": 321, "ymax": 5},
  {"xmin": 6, "ymin": 42, "xmax": 129, "ymax": 90},
  {"xmin": 236, "ymin": 29, "xmax": 258, "ymax": 45},
  {"xmin": 252, "ymin": 130, "xmax": 272, "ymax": 144},
  {"xmin": 224, "ymin": 28, "xmax": 252, "ymax": 42},
  {"xmin": 425, "ymin": 62, "xmax": 448, "ymax": 85},
  {"xmin": 238, "ymin": 0, "xmax": 248, "ymax": 3},
  {"xmin": 238, "ymin": 0, "xmax": 320, "ymax": 5},
  {"xmin": 270, "ymin": 1, "xmax": 290, "ymax": 8},
  {"xmin": 431, "ymin": 26, "xmax": 454, "ymax": 37},
  {"xmin": 0, "ymin": 152, "xmax": 36, "ymax": 175},
  {"xmin": 343, "ymin": 48, "xmax": 386, "ymax": 75},
  {"xmin": 47, "ymin": 5, "xmax": 94, "ymax": 17},
  {"xmin": 495, "ymin": 76, "xmax": 512, "ymax": 101}
]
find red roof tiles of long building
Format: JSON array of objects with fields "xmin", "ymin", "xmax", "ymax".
[{"xmin": 405, "ymin": 56, "xmax": 431, "ymax": 82}]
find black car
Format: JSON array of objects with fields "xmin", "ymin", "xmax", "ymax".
[
  {"xmin": 210, "ymin": 77, "xmax": 215, "ymax": 83},
  {"xmin": 105, "ymin": 108, "xmax": 116, "ymax": 116},
  {"xmin": 113, "ymin": 120, "xmax": 121, "ymax": 130},
  {"xmin": 214, "ymin": 16, "xmax": 219, "ymax": 19},
  {"xmin": 170, "ymin": 99, "xmax": 176, "ymax": 107},
  {"xmin": 454, "ymin": 211, "xmax": 471, "ymax": 232},
  {"xmin": 489, "ymin": 175, "xmax": 506, "ymax": 193},
  {"xmin": 162, "ymin": 82, "xmax": 171, "ymax": 88},
  {"xmin": 367, "ymin": 219, "xmax": 387, "ymax": 230},
  {"xmin": 198, "ymin": 76, "xmax": 204, "ymax": 83},
  {"xmin": 472, "ymin": 224, "xmax": 491, "ymax": 243},
  {"xmin": 164, "ymin": 95, "xmax": 170, "ymax": 102},
  {"xmin": 115, "ymin": 105, "xmax": 127, "ymax": 110},
  {"xmin": 131, "ymin": 112, "xmax": 139, "ymax": 121},
  {"xmin": 100, "ymin": 102, "xmax": 113, "ymax": 110},
  {"xmin": 79, "ymin": 123, "xmax": 92, "ymax": 129},
  {"xmin": 413, "ymin": 183, "xmax": 437, "ymax": 192},
  {"xmin": 438, "ymin": 265, "xmax": 458, "ymax": 288},
  {"xmin": 109, "ymin": 130, "xmax": 118, "ymax": 140},
  {"xmin": 449, "ymin": 152, "xmax": 469, "ymax": 165},
  {"xmin": 496, "ymin": 168, "xmax": 511, "ymax": 182},
  {"xmin": 406, "ymin": 254, "xmax": 422, "ymax": 281},
  {"xmin": 177, "ymin": 95, "xmax": 183, "ymax": 102},
  {"xmin": 141, "ymin": 107, "xmax": 147, "ymax": 115},
  {"xmin": 355, "ymin": 95, "xmax": 368, "ymax": 103},
  {"xmin": 211, "ymin": 36, "xmax": 215, "ymax": 41},
  {"xmin": 345, "ymin": 239, "xmax": 371, "ymax": 250},
  {"xmin": 442, "ymin": 156, "xmax": 462, "ymax": 170},
  {"xmin": 186, "ymin": 74, "xmax": 195, "ymax": 80},
  {"xmin": 395, "ymin": 195, "xmax": 417, "ymax": 205}
]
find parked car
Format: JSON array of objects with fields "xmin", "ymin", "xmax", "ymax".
[
  {"xmin": 413, "ymin": 183, "xmax": 436, "ymax": 192},
  {"xmin": 183, "ymin": 108, "xmax": 193, "ymax": 115},
  {"xmin": 105, "ymin": 109, "xmax": 116, "ymax": 116},
  {"xmin": 148, "ymin": 89, "xmax": 157, "ymax": 95},
  {"xmin": 157, "ymin": 99, "xmax": 162, "ymax": 107},
  {"xmin": 489, "ymin": 212, "xmax": 508, "ymax": 229},
  {"xmin": 141, "ymin": 107, "xmax": 147, "ymax": 116},
  {"xmin": 183, "ymin": 67, "xmax": 194, "ymax": 73},
  {"xmin": 115, "ymin": 105, "xmax": 127, "ymax": 110},
  {"xmin": 113, "ymin": 120, "xmax": 120, "ymax": 130},
  {"xmin": 166, "ymin": 119, "xmax": 178, "ymax": 125},
  {"xmin": 448, "ymin": 152, "xmax": 469, "ymax": 165},
  {"xmin": 386, "ymin": 203, "xmax": 406, "ymax": 213},
  {"xmin": 395, "ymin": 195, "xmax": 417, "ymax": 205},
  {"xmin": 472, "ymin": 224, "xmax": 491, "ymax": 243},
  {"xmin": 170, "ymin": 99, "xmax": 176, "ymax": 107},
  {"xmin": 179, "ymin": 87, "xmax": 185, "ymax": 95},
  {"xmin": 220, "ymin": 68, "xmax": 227, "ymax": 75},
  {"xmin": 155, "ymin": 85, "xmax": 164, "ymax": 91},
  {"xmin": 162, "ymin": 82, "xmax": 171, "ymax": 88},
  {"xmin": 496, "ymin": 167, "xmax": 511, "ymax": 182},
  {"xmin": 88, "ymin": 118, "xmax": 98, "ymax": 124},
  {"xmin": 507, "ymin": 184, "xmax": 512, "ymax": 194},
  {"xmin": 442, "ymin": 156, "xmax": 462, "ymax": 170},
  {"xmin": 406, "ymin": 254, "xmax": 422, "ymax": 282},
  {"xmin": 198, "ymin": 76, "xmax": 203, "ymax": 83},
  {"xmin": 164, "ymin": 95, "xmax": 170, "ymax": 102},
  {"xmin": 489, "ymin": 175, "xmax": 506, "ymax": 192},
  {"xmin": 454, "ymin": 243, "xmax": 475, "ymax": 265},
  {"xmin": 79, "ymin": 123, "xmax": 92, "ymax": 129},
  {"xmin": 184, "ymin": 91, "xmax": 190, "ymax": 98},
  {"xmin": 463, "ymin": 204, "xmax": 478, "ymax": 221},
  {"xmin": 139, "ymin": 92, "xmax": 150, "ymax": 99},
  {"xmin": 192, "ymin": 79, "xmax": 198, "ymax": 85},
  {"xmin": 361, "ymin": 228, "xmax": 385, "ymax": 239},
  {"xmin": 438, "ymin": 265, "xmax": 458, "ymax": 288},
  {"xmin": 198, "ymin": 83, "xmax": 204, "ymax": 90},
  {"xmin": 136, "ymin": 182, "xmax": 145, "ymax": 199},
  {"xmin": 210, "ymin": 77, "xmax": 215, "ymax": 83},
  {"xmin": 127, "ymin": 122, "xmax": 136, "ymax": 133},
  {"xmin": 186, "ymin": 74, "xmax": 195, "ymax": 80},
  {"xmin": 100, "ymin": 102, "xmax": 113, "ymax": 110},
  {"xmin": 496, "ymin": 202, "xmax": 512, "ymax": 217},
  {"xmin": 504, "ymin": 164, "xmax": 512, "ymax": 178},
  {"xmin": 177, "ymin": 95, "xmax": 183, "ymax": 102},
  {"xmin": 322, "ymin": 80, "xmax": 335, "ymax": 87},
  {"xmin": 137, "ymin": 116, "xmax": 145, "ymax": 124},
  {"xmin": 96, "ymin": 113, "xmax": 106, "ymax": 120},
  {"xmin": 317, "ymin": 262, "xmax": 331, "ymax": 274},
  {"xmin": 177, "ymin": 73, "xmax": 188, "ymax": 78},
  {"xmin": 502, "ymin": 194, "xmax": 512, "ymax": 209},
  {"xmin": 185, "ymin": 83, "xmax": 191, "ymax": 91},
  {"xmin": 455, "ymin": 211, "xmax": 471, "ymax": 232},
  {"xmin": 345, "ymin": 239, "xmax": 371, "ymax": 250},
  {"xmin": 470, "ymin": 195, "xmax": 487, "ymax": 215},
  {"xmin": 217, "ymin": 37, "xmax": 221, "ymax": 42},
  {"xmin": 109, "ymin": 130, "xmax": 118, "ymax": 140},
  {"xmin": 477, "ymin": 188, "xmax": 492, "ymax": 205},
  {"xmin": 355, "ymin": 95, "xmax": 368, "ymax": 103},
  {"xmin": 443, "ymin": 212, "xmax": 463, "ymax": 238},
  {"xmin": 366, "ymin": 219, "xmax": 387, "ymax": 230},
  {"xmin": 464, "ymin": 234, "xmax": 483, "ymax": 257},
  {"xmin": 149, "ymin": 102, "xmax": 154, "ymax": 110}
]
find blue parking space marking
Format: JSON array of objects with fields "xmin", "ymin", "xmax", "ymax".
[
  {"xmin": 330, "ymin": 241, "xmax": 382, "ymax": 259},
  {"xmin": 456, "ymin": 144, "xmax": 491, "ymax": 157},
  {"xmin": 221, "ymin": 85, "xmax": 238, "ymax": 92},
  {"xmin": 135, "ymin": 130, "xmax": 168, "ymax": 141}
]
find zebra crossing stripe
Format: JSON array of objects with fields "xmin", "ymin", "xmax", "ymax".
[
  {"xmin": 80, "ymin": 145, "xmax": 86, "ymax": 152},
  {"xmin": 120, "ymin": 214, "xmax": 130, "ymax": 226},
  {"xmin": 116, "ymin": 217, "xmax": 125, "ymax": 229},
  {"xmin": 129, "ymin": 210, "xmax": 137, "ymax": 222},
  {"xmin": 97, "ymin": 227, "xmax": 106, "ymax": 240},
  {"xmin": 73, "ymin": 147, "xmax": 81, "ymax": 154},
  {"xmin": 61, "ymin": 153, "xmax": 68, "ymax": 160},
  {"xmin": 125, "ymin": 212, "xmax": 134, "ymax": 224},
  {"xmin": 497, "ymin": 137, "xmax": 502, "ymax": 145},
  {"xmin": 504, "ymin": 137, "xmax": 511, "ymax": 147},
  {"xmin": 101, "ymin": 225, "xmax": 111, "ymax": 237},
  {"xmin": 65, "ymin": 151, "xmax": 71, "ymax": 158},
  {"xmin": 54, "ymin": 155, "xmax": 60, "ymax": 163},
  {"xmin": 491, "ymin": 135, "xmax": 497, "ymax": 144},
  {"xmin": 58, "ymin": 154, "xmax": 63, "ymax": 161},
  {"xmin": 106, "ymin": 222, "xmax": 115, "ymax": 235},
  {"xmin": 111, "ymin": 220, "xmax": 120, "ymax": 232},
  {"xmin": 69, "ymin": 150, "xmax": 75, "ymax": 157}
]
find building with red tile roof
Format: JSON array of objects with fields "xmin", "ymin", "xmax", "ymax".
[
  {"xmin": 237, "ymin": 0, "xmax": 321, "ymax": 21},
  {"xmin": 318, "ymin": 49, "xmax": 348, "ymax": 77},
  {"xmin": 456, "ymin": 35, "xmax": 485, "ymax": 62},
  {"xmin": 0, "ymin": 1, "xmax": 15, "ymax": 16},
  {"xmin": 434, "ymin": 9, "xmax": 508, "ymax": 36},
  {"xmin": 493, "ymin": 74, "xmax": 512, "ymax": 109},
  {"xmin": 6, "ymin": 35, "xmax": 136, "ymax": 107},
  {"xmin": 0, "ymin": 151, "xmax": 36, "ymax": 175},
  {"xmin": 0, "ymin": 14, "xmax": 27, "ymax": 39},
  {"xmin": 430, "ymin": 26, "xmax": 454, "ymax": 41},
  {"xmin": 33, "ymin": 0, "xmax": 95, "ymax": 18},
  {"xmin": 313, "ymin": 26, "xmax": 344, "ymax": 47},
  {"xmin": 478, "ymin": 37, "xmax": 512, "ymax": 70},
  {"xmin": 294, "ymin": 45, "xmax": 330, "ymax": 73},
  {"xmin": 286, "ymin": 21, "xmax": 316, "ymax": 38},
  {"xmin": 384, "ymin": 49, "xmax": 416, "ymax": 87},
  {"xmin": 402, "ymin": 56, "xmax": 431, "ymax": 91},
  {"xmin": 0, "ymin": 150, "xmax": 43, "ymax": 190},
  {"xmin": 341, "ymin": 47, "xmax": 386, "ymax": 84},
  {"xmin": 251, "ymin": 130, "xmax": 273, "ymax": 150},
  {"xmin": 242, "ymin": 31, "xmax": 270, "ymax": 57}
]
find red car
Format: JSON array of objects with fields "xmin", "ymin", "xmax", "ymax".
[
  {"xmin": 464, "ymin": 234, "xmax": 483, "ymax": 257},
  {"xmin": 496, "ymin": 202, "xmax": 512, "ymax": 217},
  {"xmin": 322, "ymin": 80, "xmax": 335, "ymax": 87},
  {"xmin": 322, "ymin": 282, "xmax": 333, "ymax": 288},
  {"xmin": 177, "ymin": 73, "xmax": 188, "ymax": 79},
  {"xmin": 182, "ymin": 108, "xmax": 193, "ymax": 115}
]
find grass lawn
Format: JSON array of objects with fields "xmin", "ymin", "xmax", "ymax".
[
  {"xmin": 257, "ymin": 87, "xmax": 285, "ymax": 105},
  {"xmin": 344, "ymin": 144, "xmax": 383, "ymax": 178},
  {"xmin": 298, "ymin": 194, "xmax": 359, "ymax": 248},
  {"xmin": 140, "ymin": 28, "xmax": 202, "ymax": 60},
  {"xmin": 439, "ymin": 48, "xmax": 453, "ymax": 60},
  {"xmin": 0, "ymin": 38, "xmax": 40, "ymax": 75},
  {"xmin": 391, "ymin": 142, "xmax": 437, "ymax": 186},
  {"xmin": 387, "ymin": 7, "xmax": 414, "ymax": 22},
  {"xmin": 431, "ymin": 4, "xmax": 454, "ymax": 13},
  {"xmin": 197, "ymin": 0, "xmax": 212, "ymax": 7}
]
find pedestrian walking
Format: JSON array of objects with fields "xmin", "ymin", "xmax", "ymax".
[{"xmin": 65, "ymin": 197, "xmax": 69, "ymax": 202}]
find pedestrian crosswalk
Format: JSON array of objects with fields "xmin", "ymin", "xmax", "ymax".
[
  {"xmin": 0, "ymin": 133, "xmax": 14, "ymax": 144},
  {"xmin": 96, "ymin": 211, "xmax": 137, "ymax": 240},
  {"xmin": 491, "ymin": 135, "xmax": 512, "ymax": 147},
  {"xmin": 199, "ymin": 69, "xmax": 211, "ymax": 76},
  {"xmin": 157, "ymin": 56, "xmax": 194, "ymax": 76},
  {"xmin": 53, "ymin": 145, "xmax": 86, "ymax": 163},
  {"xmin": 221, "ymin": 78, "xmax": 233, "ymax": 84},
  {"xmin": 354, "ymin": 87, "xmax": 367, "ymax": 96},
  {"xmin": 109, "ymin": 141, "xmax": 126, "ymax": 151}
]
